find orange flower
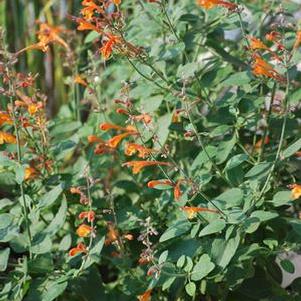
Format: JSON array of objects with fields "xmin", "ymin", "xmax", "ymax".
[
  {"xmin": 249, "ymin": 36, "xmax": 270, "ymax": 51},
  {"xmin": 288, "ymin": 184, "xmax": 301, "ymax": 200},
  {"xmin": 138, "ymin": 289, "xmax": 152, "ymax": 301},
  {"xmin": 81, "ymin": 0, "xmax": 104, "ymax": 19},
  {"xmin": 125, "ymin": 143, "xmax": 155, "ymax": 158},
  {"xmin": 24, "ymin": 167, "xmax": 37, "ymax": 181},
  {"xmin": 255, "ymin": 136, "xmax": 270, "ymax": 151},
  {"xmin": 100, "ymin": 35, "xmax": 120, "ymax": 60},
  {"xmin": 107, "ymin": 132, "xmax": 132, "ymax": 148},
  {"xmin": 105, "ymin": 222, "xmax": 119, "ymax": 245},
  {"xmin": 76, "ymin": 224, "xmax": 92, "ymax": 237},
  {"xmin": 17, "ymin": 23, "xmax": 69, "ymax": 54},
  {"xmin": 122, "ymin": 161, "xmax": 171, "ymax": 174},
  {"xmin": 265, "ymin": 31, "xmax": 281, "ymax": 42},
  {"xmin": 293, "ymin": 31, "xmax": 301, "ymax": 49},
  {"xmin": 87, "ymin": 135, "xmax": 104, "ymax": 144},
  {"xmin": 0, "ymin": 131, "xmax": 16, "ymax": 144},
  {"xmin": 181, "ymin": 206, "xmax": 219, "ymax": 219},
  {"xmin": 79, "ymin": 211, "xmax": 95, "ymax": 222},
  {"xmin": 295, "ymin": 151, "xmax": 301, "ymax": 158},
  {"xmin": 74, "ymin": 75, "xmax": 88, "ymax": 87},
  {"xmin": 197, "ymin": 0, "xmax": 237, "ymax": 10},
  {"xmin": 174, "ymin": 179, "xmax": 191, "ymax": 201},
  {"xmin": 132, "ymin": 114, "xmax": 152, "ymax": 124},
  {"xmin": 252, "ymin": 54, "xmax": 285, "ymax": 82},
  {"xmin": 99, "ymin": 122, "xmax": 136, "ymax": 132},
  {"xmin": 147, "ymin": 179, "xmax": 173, "ymax": 189},
  {"xmin": 113, "ymin": 0, "xmax": 121, "ymax": 6},
  {"xmin": 0, "ymin": 112, "xmax": 13, "ymax": 126},
  {"xmin": 70, "ymin": 187, "xmax": 82, "ymax": 195},
  {"xmin": 14, "ymin": 92, "xmax": 44, "ymax": 115},
  {"xmin": 75, "ymin": 17, "xmax": 102, "ymax": 32},
  {"xmin": 69, "ymin": 242, "xmax": 87, "ymax": 257}
]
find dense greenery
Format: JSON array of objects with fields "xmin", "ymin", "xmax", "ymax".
[{"xmin": 0, "ymin": 0, "xmax": 301, "ymax": 300}]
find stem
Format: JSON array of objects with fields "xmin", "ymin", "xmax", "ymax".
[{"xmin": 9, "ymin": 92, "xmax": 33, "ymax": 259}]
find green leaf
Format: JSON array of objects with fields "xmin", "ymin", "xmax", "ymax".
[
  {"xmin": 159, "ymin": 220, "xmax": 191, "ymax": 242},
  {"xmin": 0, "ymin": 248, "xmax": 10, "ymax": 271},
  {"xmin": 15, "ymin": 165, "xmax": 25, "ymax": 184},
  {"xmin": 141, "ymin": 95, "xmax": 163, "ymax": 113},
  {"xmin": 39, "ymin": 184, "xmax": 64, "ymax": 208},
  {"xmin": 82, "ymin": 236, "xmax": 105, "ymax": 270},
  {"xmin": 270, "ymin": 191, "xmax": 292, "ymax": 207},
  {"xmin": 250, "ymin": 210, "xmax": 278, "ymax": 222},
  {"xmin": 221, "ymin": 71, "xmax": 252, "ymax": 86},
  {"xmin": 84, "ymin": 31, "xmax": 99, "ymax": 44},
  {"xmin": 199, "ymin": 219, "xmax": 226, "ymax": 237},
  {"xmin": 218, "ymin": 232, "xmax": 240, "ymax": 269},
  {"xmin": 177, "ymin": 255, "xmax": 186, "ymax": 268},
  {"xmin": 245, "ymin": 163, "xmax": 272, "ymax": 180},
  {"xmin": 280, "ymin": 259, "xmax": 295, "ymax": 274},
  {"xmin": 44, "ymin": 198, "xmax": 67, "ymax": 236},
  {"xmin": 224, "ymin": 154, "xmax": 248, "ymax": 170},
  {"xmin": 214, "ymin": 188, "xmax": 243, "ymax": 209},
  {"xmin": 159, "ymin": 42, "xmax": 185, "ymax": 60},
  {"xmin": 177, "ymin": 63, "xmax": 198, "ymax": 79},
  {"xmin": 0, "ymin": 214, "xmax": 13, "ymax": 229},
  {"xmin": 159, "ymin": 250, "xmax": 169, "ymax": 264},
  {"xmin": 191, "ymin": 254, "xmax": 215, "ymax": 281},
  {"xmin": 154, "ymin": 113, "xmax": 173, "ymax": 148},
  {"xmin": 28, "ymin": 254, "xmax": 54, "ymax": 275},
  {"xmin": 282, "ymin": 138, "xmax": 301, "ymax": 158},
  {"xmin": 185, "ymin": 282, "xmax": 196, "ymax": 297},
  {"xmin": 148, "ymin": 179, "xmax": 173, "ymax": 190},
  {"xmin": 216, "ymin": 135, "xmax": 236, "ymax": 164}
]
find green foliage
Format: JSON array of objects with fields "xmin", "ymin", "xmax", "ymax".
[{"xmin": 0, "ymin": 0, "xmax": 301, "ymax": 300}]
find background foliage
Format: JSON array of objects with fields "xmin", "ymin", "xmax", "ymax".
[{"xmin": 0, "ymin": 0, "xmax": 301, "ymax": 300}]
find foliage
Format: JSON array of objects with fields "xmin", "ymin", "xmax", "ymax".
[{"xmin": 0, "ymin": 0, "xmax": 301, "ymax": 300}]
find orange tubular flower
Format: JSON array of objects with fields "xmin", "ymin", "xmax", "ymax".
[
  {"xmin": 69, "ymin": 242, "xmax": 87, "ymax": 257},
  {"xmin": 138, "ymin": 289, "xmax": 152, "ymax": 301},
  {"xmin": 81, "ymin": 0, "xmax": 104, "ymax": 19},
  {"xmin": 122, "ymin": 161, "xmax": 171, "ymax": 174},
  {"xmin": 125, "ymin": 143, "xmax": 155, "ymax": 158},
  {"xmin": 24, "ymin": 167, "xmax": 37, "ymax": 181},
  {"xmin": 79, "ymin": 211, "xmax": 95, "ymax": 222},
  {"xmin": 255, "ymin": 136, "xmax": 270, "ymax": 151},
  {"xmin": 17, "ymin": 23, "xmax": 69, "ymax": 55},
  {"xmin": 87, "ymin": 135, "xmax": 104, "ymax": 144},
  {"xmin": 99, "ymin": 122, "xmax": 136, "ymax": 133},
  {"xmin": 0, "ymin": 112, "xmax": 13, "ymax": 126},
  {"xmin": 289, "ymin": 184, "xmax": 301, "ymax": 200},
  {"xmin": 76, "ymin": 224, "xmax": 92, "ymax": 237},
  {"xmin": 252, "ymin": 54, "xmax": 285, "ymax": 82},
  {"xmin": 0, "ymin": 131, "xmax": 16, "ymax": 144},
  {"xmin": 197, "ymin": 0, "xmax": 237, "ymax": 10},
  {"xmin": 132, "ymin": 114, "xmax": 152, "ymax": 124},
  {"xmin": 100, "ymin": 35, "xmax": 120, "ymax": 60},
  {"xmin": 105, "ymin": 223, "xmax": 119, "ymax": 245},
  {"xmin": 181, "ymin": 206, "xmax": 219, "ymax": 219},
  {"xmin": 107, "ymin": 132, "xmax": 132, "ymax": 148},
  {"xmin": 265, "ymin": 31, "xmax": 281, "ymax": 42},
  {"xmin": 74, "ymin": 75, "xmax": 88, "ymax": 87},
  {"xmin": 249, "ymin": 36, "xmax": 270, "ymax": 51},
  {"xmin": 147, "ymin": 179, "xmax": 173, "ymax": 189}
]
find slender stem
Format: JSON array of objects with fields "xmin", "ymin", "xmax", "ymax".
[
  {"xmin": 8, "ymin": 92, "xmax": 33, "ymax": 259},
  {"xmin": 258, "ymin": 82, "xmax": 277, "ymax": 162}
]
